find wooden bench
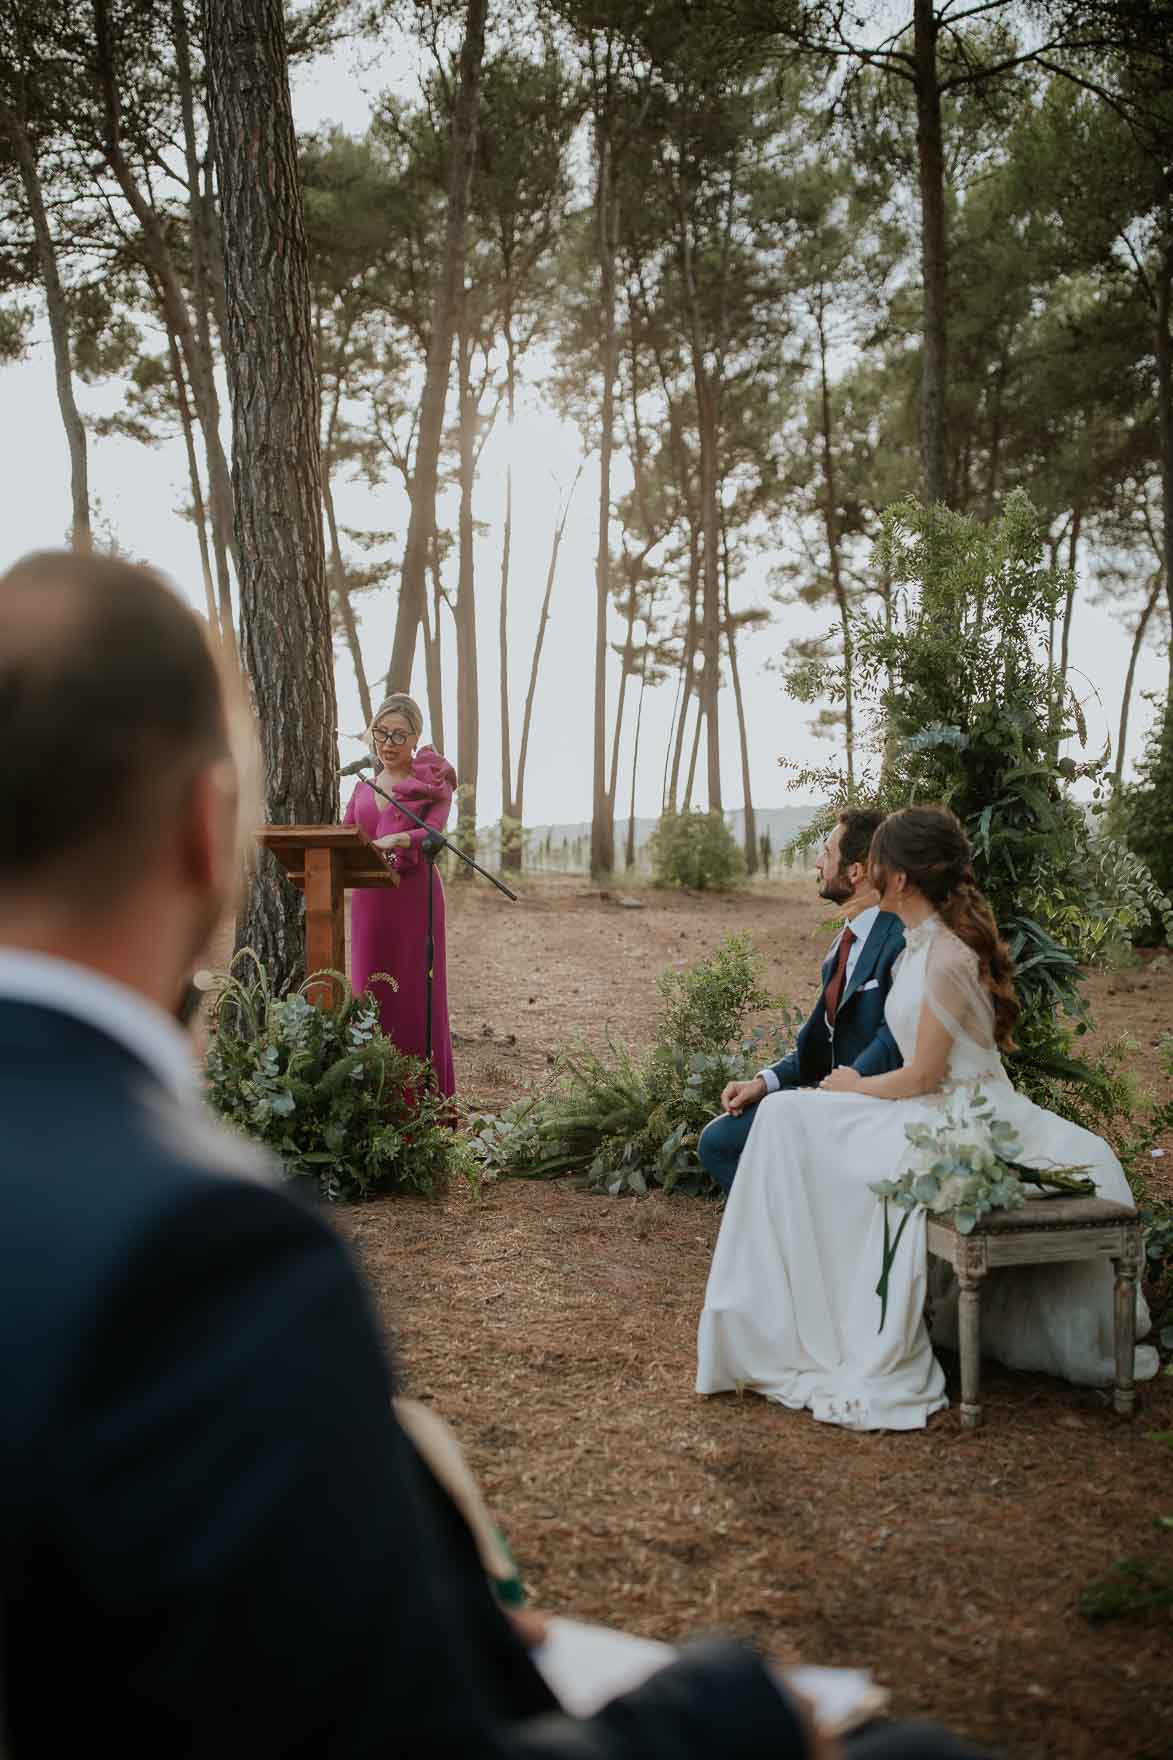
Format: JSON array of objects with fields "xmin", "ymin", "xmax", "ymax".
[{"xmin": 925, "ymin": 1197, "xmax": 1144, "ymax": 1429}]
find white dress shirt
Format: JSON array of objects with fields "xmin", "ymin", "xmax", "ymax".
[
  {"xmin": 757, "ymin": 903, "xmax": 882, "ymax": 1093},
  {"xmin": 0, "ymin": 948, "xmax": 198, "ymax": 1099}
]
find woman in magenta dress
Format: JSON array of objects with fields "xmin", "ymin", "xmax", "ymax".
[{"xmin": 343, "ymin": 693, "xmax": 457, "ymax": 1099}]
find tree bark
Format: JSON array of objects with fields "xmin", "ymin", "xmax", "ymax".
[
  {"xmin": 205, "ymin": 0, "xmax": 338, "ymax": 988},
  {"xmin": 816, "ymin": 304, "xmax": 854, "ymax": 797},
  {"xmin": 591, "ymin": 87, "xmax": 619, "ymax": 878},
  {"xmin": 386, "ymin": 0, "xmax": 488, "ymax": 693},
  {"xmin": 683, "ymin": 697, "xmax": 703, "ymax": 813},
  {"xmin": 453, "ymin": 313, "xmax": 479, "ymax": 864},
  {"xmin": 2, "ymin": 100, "xmax": 90, "ymax": 551},
  {"xmin": 913, "ymin": 0, "xmax": 949, "ymax": 508}
]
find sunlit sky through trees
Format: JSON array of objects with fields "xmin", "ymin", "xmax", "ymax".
[{"xmin": 0, "ymin": 27, "xmax": 1164, "ymax": 829}]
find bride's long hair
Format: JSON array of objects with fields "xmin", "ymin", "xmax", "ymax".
[{"xmin": 869, "ymin": 805, "xmax": 1021, "ymax": 1050}]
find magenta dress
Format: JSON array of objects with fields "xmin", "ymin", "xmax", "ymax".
[{"xmin": 343, "ymin": 747, "xmax": 456, "ymax": 1099}]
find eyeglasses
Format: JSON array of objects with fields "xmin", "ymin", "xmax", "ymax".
[{"xmin": 373, "ymin": 726, "xmax": 409, "ymax": 748}]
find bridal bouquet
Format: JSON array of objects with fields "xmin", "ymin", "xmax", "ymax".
[{"xmin": 869, "ymin": 1090, "xmax": 1096, "ymax": 1328}]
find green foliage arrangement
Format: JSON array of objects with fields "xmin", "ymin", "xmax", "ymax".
[
  {"xmin": 649, "ymin": 808, "xmax": 746, "ymax": 891},
  {"xmin": 202, "ymin": 953, "xmax": 459, "ymax": 1202},
  {"xmin": 785, "ymin": 493, "xmax": 1172, "ymax": 1120},
  {"xmin": 1119, "ymin": 701, "xmax": 1173, "ymax": 945},
  {"xmin": 468, "ymin": 935, "xmax": 800, "ymax": 1196}
]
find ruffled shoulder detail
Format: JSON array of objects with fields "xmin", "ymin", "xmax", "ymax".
[{"xmin": 395, "ymin": 746, "xmax": 457, "ymax": 805}]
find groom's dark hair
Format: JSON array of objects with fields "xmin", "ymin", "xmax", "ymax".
[{"xmin": 837, "ymin": 808, "xmax": 884, "ymax": 871}]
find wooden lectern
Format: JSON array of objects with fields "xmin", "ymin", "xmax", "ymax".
[{"xmin": 258, "ymin": 825, "xmax": 398, "ymax": 1004}]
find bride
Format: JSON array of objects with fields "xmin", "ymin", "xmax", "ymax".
[{"xmin": 696, "ymin": 804, "xmax": 1159, "ymax": 1431}]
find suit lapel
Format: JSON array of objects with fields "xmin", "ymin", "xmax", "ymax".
[{"xmin": 836, "ymin": 914, "xmax": 894, "ymax": 1016}]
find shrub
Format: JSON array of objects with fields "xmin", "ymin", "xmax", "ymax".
[
  {"xmin": 202, "ymin": 953, "xmax": 458, "ymax": 1202},
  {"xmin": 649, "ymin": 808, "xmax": 746, "ymax": 891},
  {"xmin": 467, "ymin": 935, "xmax": 801, "ymax": 1196}
]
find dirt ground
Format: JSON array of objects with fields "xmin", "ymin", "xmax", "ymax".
[{"xmin": 329, "ymin": 876, "xmax": 1173, "ymax": 1759}]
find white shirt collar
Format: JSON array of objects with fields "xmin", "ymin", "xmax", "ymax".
[
  {"xmin": 0, "ymin": 948, "xmax": 198, "ymax": 1100},
  {"xmin": 840, "ymin": 904, "xmax": 881, "ymax": 948}
]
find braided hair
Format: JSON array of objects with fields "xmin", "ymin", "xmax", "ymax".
[{"xmin": 869, "ymin": 805, "xmax": 1021, "ymax": 1050}]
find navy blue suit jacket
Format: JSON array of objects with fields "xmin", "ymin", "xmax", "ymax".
[
  {"xmin": 0, "ymin": 999, "xmax": 802, "ymax": 1758},
  {"xmin": 769, "ymin": 912, "xmax": 905, "ymax": 1088}
]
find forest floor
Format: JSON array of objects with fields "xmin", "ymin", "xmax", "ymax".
[{"xmin": 246, "ymin": 875, "xmax": 1173, "ymax": 1757}]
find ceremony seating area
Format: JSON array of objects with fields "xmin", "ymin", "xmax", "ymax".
[{"xmin": 321, "ymin": 875, "xmax": 1173, "ymax": 1757}]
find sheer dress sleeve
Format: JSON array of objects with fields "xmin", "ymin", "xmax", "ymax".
[{"xmin": 924, "ymin": 930, "xmax": 996, "ymax": 1053}]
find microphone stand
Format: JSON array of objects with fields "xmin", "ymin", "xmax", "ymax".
[{"xmin": 354, "ymin": 766, "xmax": 517, "ymax": 1079}]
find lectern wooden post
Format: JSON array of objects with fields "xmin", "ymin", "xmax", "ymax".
[{"xmin": 257, "ymin": 825, "xmax": 399, "ymax": 1005}]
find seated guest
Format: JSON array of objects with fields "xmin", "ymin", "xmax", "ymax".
[
  {"xmin": 699, "ymin": 810, "xmax": 905, "ymax": 1192},
  {"xmin": 0, "ymin": 551, "xmax": 989, "ymax": 1759}
]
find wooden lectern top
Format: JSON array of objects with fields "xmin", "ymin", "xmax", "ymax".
[{"xmin": 258, "ymin": 824, "xmax": 399, "ymax": 890}]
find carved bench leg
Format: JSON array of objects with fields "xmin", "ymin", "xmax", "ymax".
[
  {"xmin": 957, "ymin": 1264, "xmax": 984, "ymax": 1430},
  {"xmin": 1112, "ymin": 1251, "xmax": 1138, "ymax": 1419}
]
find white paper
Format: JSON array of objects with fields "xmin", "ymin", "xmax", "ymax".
[{"xmin": 533, "ymin": 1617, "xmax": 888, "ymax": 1733}]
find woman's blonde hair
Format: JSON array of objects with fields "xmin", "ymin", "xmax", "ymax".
[{"xmin": 366, "ymin": 693, "xmax": 423, "ymax": 744}]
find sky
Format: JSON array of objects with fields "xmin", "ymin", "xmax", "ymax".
[{"xmin": 0, "ymin": 31, "xmax": 1166, "ymax": 830}]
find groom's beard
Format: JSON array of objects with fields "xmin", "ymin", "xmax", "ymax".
[{"xmin": 819, "ymin": 874, "xmax": 853, "ymax": 905}]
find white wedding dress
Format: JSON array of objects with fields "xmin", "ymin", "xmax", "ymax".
[{"xmin": 696, "ymin": 914, "xmax": 1159, "ymax": 1430}]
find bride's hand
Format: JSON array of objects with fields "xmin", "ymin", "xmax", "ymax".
[{"xmin": 820, "ymin": 1067, "xmax": 862, "ymax": 1093}]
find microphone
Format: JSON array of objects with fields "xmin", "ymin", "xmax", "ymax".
[{"xmin": 339, "ymin": 757, "xmax": 372, "ymax": 777}]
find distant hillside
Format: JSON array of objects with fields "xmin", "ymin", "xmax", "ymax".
[
  {"xmin": 475, "ymin": 803, "xmax": 822, "ymax": 873},
  {"xmin": 524, "ymin": 804, "xmax": 819, "ymax": 851}
]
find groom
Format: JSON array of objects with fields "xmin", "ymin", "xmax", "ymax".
[{"xmin": 698, "ymin": 809, "xmax": 905, "ymax": 1193}]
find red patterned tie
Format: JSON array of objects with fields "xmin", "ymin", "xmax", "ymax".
[{"xmin": 824, "ymin": 925, "xmax": 856, "ymax": 1026}]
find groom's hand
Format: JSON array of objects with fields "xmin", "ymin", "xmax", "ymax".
[{"xmin": 721, "ymin": 1076, "xmax": 767, "ymax": 1116}]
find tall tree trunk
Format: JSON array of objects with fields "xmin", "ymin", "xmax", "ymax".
[
  {"xmin": 386, "ymin": 0, "xmax": 487, "ymax": 691},
  {"xmin": 1157, "ymin": 241, "xmax": 1173, "ymax": 704},
  {"xmin": 514, "ymin": 462, "xmax": 584, "ymax": 838},
  {"xmin": 680, "ymin": 218, "xmax": 722, "ymax": 812},
  {"xmin": 2, "ymin": 101, "xmax": 90, "ymax": 551},
  {"xmin": 96, "ymin": 0, "xmax": 237, "ymax": 605},
  {"xmin": 608, "ymin": 594, "xmax": 636, "ymax": 811},
  {"xmin": 683, "ymin": 698, "xmax": 703, "ymax": 813},
  {"xmin": 423, "ymin": 530, "xmax": 446, "ymax": 753},
  {"xmin": 1115, "ymin": 572, "xmax": 1163, "ymax": 788},
  {"xmin": 913, "ymin": 0, "xmax": 949, "ymax": 508},
  {"xmin": 172, "ymin": 0, "xmax": 237, "ymax": 638},
  {"xmin": 498, "ymin": 320, "xmax": 519, "ymax": 868},
  {"xmin": 816, "ymin": 305, "xmax": 854, "ymax": 797},
  {"xmin": 1056, "ymin": 508, "xmax": 1081, "ymax": 719},
  {"xmin": 454, "ymin": 315, "xmax": 479, "ymax": 864},
  {"xmin": 206, "ymin": 0, "xmax": 338, "ymax": 987},
  {"xmin": 591, "ymin": 91, "xmax": 619, "ymax": 878},
  {"xmin": 163, "ymin": 318, "xmax": 218, "ymax": 639},
  {"xmin": 721, "ymin": 519, "xmax": 756, "ymax": 875},
  {"xmin": 666, "ymin": 527, "xmax": 701, "ymax": 811},
  {"xmin": 626, "ymin": 601, "xmax": 653, "ymax": 870},
  {"xmin": 322, "ymin": 469, "xmax": 373, "ymax": 728}
]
